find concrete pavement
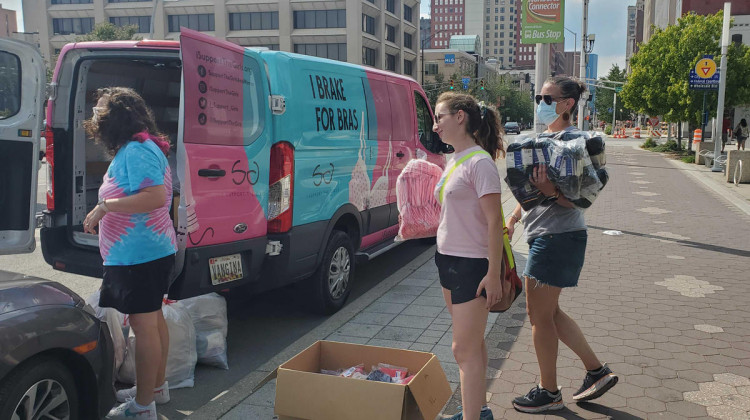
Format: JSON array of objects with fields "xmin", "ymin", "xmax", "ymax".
[{"xmin": 189, "ymin": 140, "xmax": 750, "ymax": 420}]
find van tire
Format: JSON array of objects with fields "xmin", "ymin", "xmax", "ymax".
[{"xmin": 310, "ymin": 230, "xmax": 354, "ymax": 314}]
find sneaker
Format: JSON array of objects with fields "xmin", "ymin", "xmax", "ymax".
[
  {"xmin": 116, "ymin": 381, "xmax": 170, "ymax": 404},
  {"xmin": 106, "ymin": 398, "xmax": 157, "ymax": 420},
  {"xmin": 512, "ymin": 385, "xmax": 564, "ymax": 413},
  {"xmin": 439, "ymin": 405, "xmax": 494, "ymax": 419},
  {"xmin": 572, "ymin": 364, "xmax": 618, "ymax": 401}
]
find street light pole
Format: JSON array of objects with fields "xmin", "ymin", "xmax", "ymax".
[{"xmin": 712, "ymin": 2, "xmax": 731, "ymax": 172}]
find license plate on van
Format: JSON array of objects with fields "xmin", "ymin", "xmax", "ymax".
[{"xmin": 208, "ymin": 254, "xmax": 243, "ymax": 285}]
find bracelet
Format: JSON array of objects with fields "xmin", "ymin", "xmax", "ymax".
[
  {"xmin": 509, "ymin": 214, "xmax": 520, "ymax": 224},
  {"xmin": 98, "ymin": 199, "xmax": 110, "ymax": 213}
]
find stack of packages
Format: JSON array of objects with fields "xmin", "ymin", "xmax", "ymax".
[
  {"xmin": 395, "ymin": 159, "xmax": 444, "ymax": 241},
  {"xmin": 321, "ymin": 362, "xmax": 415, "ymax": 384},
  {"xmin": 505, "ymin": 131, "xmax": 608, "ymax": 210}
]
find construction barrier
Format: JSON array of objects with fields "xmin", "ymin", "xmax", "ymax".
[
  {"xmin": 633, "ymin": 127, "xmax": 641, "ymax": 139},
  {"xmin": 693, "ymin": 129, "xmax": 702, "ymax": 144}
]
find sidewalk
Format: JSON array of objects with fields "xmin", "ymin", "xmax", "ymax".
[{"xmin": 193, "ymin": 141, "xmax": 750, "ymax": 420}]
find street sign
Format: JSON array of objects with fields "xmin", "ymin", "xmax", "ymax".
[
  {"xmin": 521, "ymin": 0, "xmax": 565, "ymax": 44},
  {"xmin": 689, "ymin": 55, "xmax": 720, "ymax": 90},
  {"xmin": 462, "ymin": 77, "xmax": 470, "ymax": 90},
  {"xmin": 444, "ymin": 54, "xmax": 455, "ymax": 64},
  {"xmin": 649, "ymin": 116, "xmax": 659, "ymax": 126},
  {"xmin": 615, "ymin": 86, "xmax": 623, "ymax": 92}
]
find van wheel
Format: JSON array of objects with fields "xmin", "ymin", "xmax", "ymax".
[{"xmin": 311, "ymin": 230, "xmax": 354, "ymax": 314}]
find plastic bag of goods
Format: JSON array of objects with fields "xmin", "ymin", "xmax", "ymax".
[
  {"xmin": 543, "ymin": 131, "xmax": 608, "ymax": 208},
  {"xmin": 504, "ymin": 136, "xmax": 549, "ymax": 210},
  {"xmin": 117, "ymin": 300, "xmax": 197, "ymax": 389},
  {"xmin": 395, "ymin": 159, "xmax": 444, "ymax": 241},
  {"xmin": 86, "ymin": 290, "xmax": 127, "ymax": 371},
  {"xmin": 181, "ymin": 293, "xmax": 229, "ymax": 369}
]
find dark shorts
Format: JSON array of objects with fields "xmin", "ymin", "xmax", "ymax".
[
  {"xmin": 524, "ymin": 230, "xmax": 587, "ymax": 288},
  {"xmin": 435, "ymin": 251, "xmax": 488, "ymax": 305},
  {"xmin": 100, "ymin": 254, "xmax": 175, "ymax": 314}
]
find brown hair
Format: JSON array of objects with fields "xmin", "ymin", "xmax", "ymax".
[
  {"xmin": 436, "ymin": 91, "xmax": 505, "ymax": 160},
  {"xmin": 546, "ymin": 75, "xmax": 587, "ymax": 121},
  {"xmin": 84, "ymin": 87, "xmax": 169, "ymax": 156}
]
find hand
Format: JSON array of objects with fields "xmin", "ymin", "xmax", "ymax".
[
  {"xmin": 83, "ymin": 205, "xmax": 106, "ymax": 234},
  {"xmin": 529, "ymin": 164, "xmax": 557, "ymax": 197},
  {"xmin": 477, "ymin": 272, "xmax": 504, "ymax": 310}
]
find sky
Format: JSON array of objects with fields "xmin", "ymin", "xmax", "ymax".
[{"xmin": 421, "ymin": 0, "xmax": 636, "ymax": 77}]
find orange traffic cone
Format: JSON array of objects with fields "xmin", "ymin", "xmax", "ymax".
[
  {"xmin": 693, "ymin": 129, "xmax": 702, "ymax": 145},
  {"xmin": 634, "ymin": 127, "xmax": 641, "ymax": 139}
]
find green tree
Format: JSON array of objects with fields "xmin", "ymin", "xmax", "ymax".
[
  {"xmin": 622, "ymin": 11, "xmax": 750, "ymax": 127},
  {"xmin": 595, "ymin": 64, "xmax": 633, "ymax": 124},
  {"xmin": 76, "ymin": 22, "xmax": 141, "ymax": 42}
]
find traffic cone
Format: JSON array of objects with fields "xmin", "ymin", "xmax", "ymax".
[
  {"xmin": 693, "ymin": 129, "xmax": 702, "ymax": 145},
  {"xmin": 634, "ymin": 126, "xmax": 641, "ymax": 139}
]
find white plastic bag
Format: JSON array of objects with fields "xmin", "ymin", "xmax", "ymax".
[
  {"xmin": 181, "ymin": 293, "xmax": 229, "ymax": 369},
  {"xmin": 86, "ymin": 290, "xmax": 126, "ymax": 371},
  {"xmin": 117, "ymin": 300, "xmax": 198, "ymax": 389}
]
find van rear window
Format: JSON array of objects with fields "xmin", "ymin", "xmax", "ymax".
[{"xmin": 0, "ymin": 51, "xmax": 21, "ymax": 120}]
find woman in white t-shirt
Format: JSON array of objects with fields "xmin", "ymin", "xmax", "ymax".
[{"xmin": 432, "ymin": 92, "xmax": 504, "ymax": 420}]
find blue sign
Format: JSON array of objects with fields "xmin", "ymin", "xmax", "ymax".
[
  {"xmin": 689, "ymin": 68, "xmax": 719, "ymax": 90},
  {"xmin": 444, "ymin": 54, "xmax": 455, "ymax": 64},
  {"xmin": 462, "ymin": 77, "xmax": 470, "ymax": 90}
]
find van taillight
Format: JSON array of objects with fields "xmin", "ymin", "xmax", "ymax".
[
  {"xmin": 267, "ymin": 142, "xmax": 294, "ymax": 233},
  {"xmin": 44, "ymin": 126, "xmax": 55, "ymax": 211}
]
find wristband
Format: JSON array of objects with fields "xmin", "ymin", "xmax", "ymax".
[{"xmin": 98, "ymin": 199, "xmax": 110, "ymax": 213}]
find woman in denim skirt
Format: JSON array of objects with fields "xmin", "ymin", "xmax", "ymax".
[{"xmin": 506, "ymin": 76, "xmax": 618, "ymax": 413}]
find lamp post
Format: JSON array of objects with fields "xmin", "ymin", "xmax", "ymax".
[{"xmin": 421, "ymin": 28, "xmax": 453, "ymax": 85}]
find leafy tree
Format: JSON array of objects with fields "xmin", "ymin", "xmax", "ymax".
[
  {"xmin": 622, "ymin": 11, "xmax": 750, "ymax": 127},
  {"xmin": 595, "ymin": 64, "xmax": 633, "ymax": 124},
  {"xmin": 76, "ymin": 22, "xmax": 141, "ymax": 42}
]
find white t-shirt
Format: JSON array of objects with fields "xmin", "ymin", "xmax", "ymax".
[{"xmin": 434, "ymin": 146, "xmax": 503, "ymax": 259}]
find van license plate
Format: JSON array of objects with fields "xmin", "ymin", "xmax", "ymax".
[{"xmin": 209, "ymin": 254, "xmax": 243, "ymax": 285}]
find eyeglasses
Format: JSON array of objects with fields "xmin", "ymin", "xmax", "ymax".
[
  {"xmin": 535, "ymin": 95, "xmax": 566, "ymax": 105},
  {"xmin": 435, "ymin": 112, "xmax": 456, "ymax": 123}
]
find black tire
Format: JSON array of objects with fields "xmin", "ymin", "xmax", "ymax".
[
  {"xmin": 0, "ymin": 357, "xmax": 79, "ymax": 420},
  {"xmin": 310, "ymin": 230, "xmax": 355, "ymax": 314}
]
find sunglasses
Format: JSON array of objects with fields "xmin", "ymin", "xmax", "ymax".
[{"xmin": 535, "ymin": 95, "xmax": 567, "ymax": 105}]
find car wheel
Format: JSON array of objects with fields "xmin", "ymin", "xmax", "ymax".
[
  {"xmin": 310, "ymin": 230, "xmax": 354, "ymax": 314},
  {"xmin": 0, "ymin": 358, "xmax": 79, "ymax": 420}
]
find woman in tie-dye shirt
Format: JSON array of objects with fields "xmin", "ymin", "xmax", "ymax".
[{"xmin": 83, "ymin": 87, "xmax": 176, "ymax": 420}]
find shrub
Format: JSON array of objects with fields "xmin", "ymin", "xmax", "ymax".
[
  {"xmin": 681, "ymin": 155, "xmax": 695, "ymax": 163},
  {"xmin": 604, "ymin": 125, "xmax": 612, "ymax": 135},
  {"xmin": 652, "ymin": 140, "xmax": 682, "ymax": 152},
  {"xmin": 641, "ymin": 138, "xmax": 658, "ymax": 149}
]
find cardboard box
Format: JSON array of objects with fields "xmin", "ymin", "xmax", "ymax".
[{"xmin": 273, "ymin": 340, "xmax": 452, "ymax": 420}]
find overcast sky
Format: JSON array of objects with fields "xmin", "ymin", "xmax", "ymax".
[{"xmin": 421, "ymin": 0, "xmax": 636, "ymax": 76}]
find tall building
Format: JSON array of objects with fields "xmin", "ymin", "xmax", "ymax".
[
  {"xmin": 22, "ymin": 0, "xmax": 420, "ymax": 78},
  {"xmin": 430, "ymin": 0, "xmax": 465, "ymax": 49},
  {"xmin": 0, "ymin": 4, "xmax": 18, "ymax": 37},
  {"xmin": 641, "ymin": 0, "xmax": 750, "ymax": 46},
  {"xmin": 477, "ymin": 0, "xmax": 519, "ymax": 68},
  {"xmin": 562, "ymin": 51, "xmax": 580, "ymax": 77},
  {"xmin": 626, "ymin": 0, "xmax": 644, "ymax": 71},
  {"xmin": 420, "ymin": 17, "xmax": 431, "ymax": 48}
]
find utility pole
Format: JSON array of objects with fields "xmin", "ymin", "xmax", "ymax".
[
  {"xmin": 712, "ymin": 2, "xmax": 731, "ymax": 172},
  {"xmin": 578, "ymin": 0, "xmax": 589, "ymax": 129}
]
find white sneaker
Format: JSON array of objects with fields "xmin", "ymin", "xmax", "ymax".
[
  {"xmin": 116, "ymin": 381, "xmax": 170, "ymax": 404},
  {"xmin": 106, "ymin": 399, "xmax": 157, "ymax": 420}
]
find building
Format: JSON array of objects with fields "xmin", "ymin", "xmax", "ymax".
[
  {"xmin": 420, "ymin": 17, "xmax": 430, "ymax": 49},
  {"xmin": 626, "ymin": 0, "xmax": 644, "ymax": 72},
  {"xmin": 11, "ymin": 31, "xmax": 40, "ymax": 50},
  {"xmin": 562, "ymin": 51, "xmax": 580, "ymax": 77},
  {"xmin": 421, "ymin": 48, "xmax": 478, "ymax": 84},
  {"xmin": 476, "ymin": 0, "xmax": 519, "ymax": 68},
  {"xmin": 642, "ymin": 0, "xmax": 750, "ymax": 44},
  {"xmin": 430, "ymin": 0, "xmax": 465, "ymax": 49},
  {"xmin": 22, "ymin": 0, "xmax": 420, "ymax": 78},
  {"xmin": 0, "ymin": 3, "xmax": 18, "ymax": 38}
]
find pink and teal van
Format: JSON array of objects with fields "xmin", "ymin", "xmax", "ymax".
[{"xmin": 0, "ymin": 30, "xmax": 445, "ymax": 313}]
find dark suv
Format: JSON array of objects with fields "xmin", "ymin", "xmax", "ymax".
[{"xmin": 504, "ymin": 122, "xmax": 521, "ymax": 134}]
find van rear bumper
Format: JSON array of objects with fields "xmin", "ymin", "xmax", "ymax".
[{"xmin": 168, "ymin": 237, "xmax": 267, "ymax": 300}]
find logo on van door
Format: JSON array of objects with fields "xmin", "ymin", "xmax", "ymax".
[{"xmin": 231, "ymin": 160, "xmax": 259, "ymax": 185}]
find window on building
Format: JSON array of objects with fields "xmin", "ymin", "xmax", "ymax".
[
  {"xmin": 245, "ymin": 44, "xmax": 280, "ymax": 50},
  {"xmin": 425, "ymin": 63, "xmax": 439, "ymax": 74},
  {"xmin": 385, "ymin": 54, "xmax": 396, "ymax": 71},
  {"xmin": 363, "ymin": 46, "xmax": 376, "ymax": 66},
  {"xmin": 485, "ymin": 41, "xmax": 489, "ymax": 46},
  {"xmin": 168, "ymin": 14, "xmax": 215, "ymax": 32},
  {"xmin": 362, "ymin": 14, "xmax": 376, "ymax": 35},
  {"xmin": 294, "ymin": 43, "xmax": 347, "ymax": 61},
  {"xmin": 292, "ymin": 10, "xmax": 343, "ymax": 29},
  {"xmin": 500, "ymin": 24, "xmax": 504, "ymax": 29},
  {"xmin": 404, "ymin": 5, "xmax": 413, "ymax": 22},
  {"xmin": 52, "ymin": 0, "xmax": 91, "ymax": 3},
  {"xmin": 500, "ymin": 15, "xmax": 504, "ymax": 21},
  {"xmin": 404, "ymin": 59, "xmax": 413, "ymax": 75},
  {"xmin": 485, "ymin": 24, "xmax": 490, "ymax": 30},
  {"xmin": 494, "ymin": 49, "xmax": 498, "ymax": 54},
  {"xmin": 500, "ymin": 32, "xmax": 504, "ymax": 38},
  {"xmin": 500, "ymin": 40, "xmax": 504, "ymax": 46},
  {"xmin": 52, "ymin": 18, "xmax": 94, "ymax": 35},
  {"xmin": 486, "ymin": 8, "xmax": 490, "ymax": 13},
  {"xmin": 486, "ymin": 48, "xmax": 489, "ymax": 54},
  {"xmin": 404, "ymin": 32, "xmax": 412, "ymax": 49},
  {"xmin": 494, "ymin": 40, "xmax": 498, "ymax": 46},
  {"xmin": 230, "ymin": 12, "xmax": 280, "ymax": 30},
  {"xmin": 386, "ymin": 24, "xmax": 396, "ymax": 42},
  {"xmin": 386, "ymin": 0, "xmax": 396, "ymax": 14},
  {"xmin": 486, "ymin": 16, "xmax": 490, "ymax": 22},
  {"xmin": 109, "ymin": 16, "xmax": 150, "ymax": 33}
]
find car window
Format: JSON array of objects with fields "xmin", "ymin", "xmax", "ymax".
[{"xmin": 0, "ymin": 51, "xmax": 21, "ymax": 120}]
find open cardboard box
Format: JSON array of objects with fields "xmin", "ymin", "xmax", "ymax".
[{"xmin": 271, "ymin": 340, "xmax": 452, "ymax": 420}]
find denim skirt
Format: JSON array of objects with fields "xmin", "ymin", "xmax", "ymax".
[{"xmin": 523, "ymin": 230, "xmax": 587, "ymax": 288}]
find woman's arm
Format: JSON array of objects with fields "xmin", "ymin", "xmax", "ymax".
[
  {"xmin": 506, "ymin": 203, "xmax": 523, "ymax": 240},
  {"xmin": 477, "ymin": 193, "xmax": 506, "ymax": 309},
  {"xmin": 83, "ymin": 185, "xmax": 166, "ymax": 234},
  {"xmin": 530, "ymin": 164, "xmax": 575, "ymax": 208}
]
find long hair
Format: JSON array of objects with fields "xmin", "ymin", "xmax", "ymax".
[
  {"xmin": 436, "ymin": 91, "xmax": 505, "ymax": 160},
  {"xmin": 546, "ymin": 75, "xmax": 587, "ymax": 121},
  {"xmin": 84, "ymin": 87, "xmax": 169, "ymax": 156}
]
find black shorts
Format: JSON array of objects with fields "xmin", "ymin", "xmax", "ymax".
[
  {"xmin": 435, "ymin": 251, "xmax": 488, "ymax": 305},
  {"xmin": 100, "ymin": 254, "xmax": 175, "ymax": 314}
]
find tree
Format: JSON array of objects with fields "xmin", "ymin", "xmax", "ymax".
[
  {"xmin": 595, "ymin": 64, "xmax": 633, "ymax": 124},
  {"xmin": 76, "ymin": 22, "xmax": 141, "ymax": 42},
  {"xmin": 622, "ymin": 11, "xmax": 750, "ymax": 127}
]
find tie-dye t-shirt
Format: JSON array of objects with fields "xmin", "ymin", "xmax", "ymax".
[{"xmin": 98, "ymin": 138, "xmax": 177, "ymax": 266}]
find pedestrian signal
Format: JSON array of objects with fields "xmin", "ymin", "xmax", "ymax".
[
  {"xmin": 449, "ymin": 79, "xmax": 455, "ymax": 90},
  {"xmin": 480, "ymin": 79, "xmax": 485, "ymax": 90}
]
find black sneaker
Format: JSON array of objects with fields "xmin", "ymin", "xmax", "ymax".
[
  {"xmin": 439, "ymin": 405, "xmax": 494, "ymax": 420},
  {"xmin": 572, "ymin": 363, "xmax": 618, "ymax": 402},
  {"xmin": 512, "ymin": 385, "xmax": 563, "ymax": 413}
]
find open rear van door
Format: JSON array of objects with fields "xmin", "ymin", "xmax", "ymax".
[{"xmin": 0, "ymin": 39, "xmax": 45, "ymax": 255}]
